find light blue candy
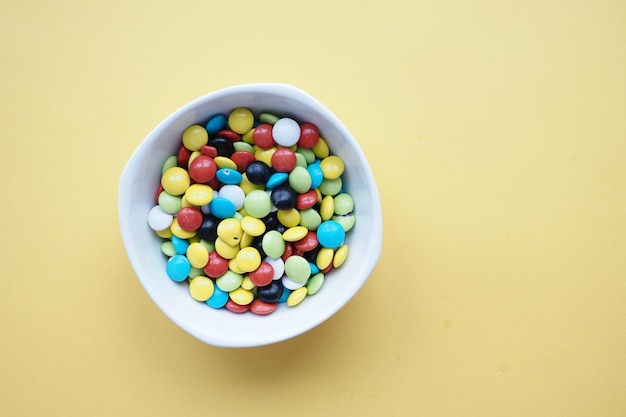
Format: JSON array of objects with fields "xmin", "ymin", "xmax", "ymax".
[
  {"xmin": 216, "ymin": 168, "xmax": 242, "ymax": 185},
  {"xmin": 205, "ymin": 114, "xmax": 227, "ymax": 135},
  {"xmin": 171, "ymin": 235, "xmax": 189, "ymax": 254},
  {"xmin": 309, "ymin": 262, "xmax": 320, "ymax": 274},
  {"xmin": 278, "ymin": 287, "xmax": 292, "ymax": 303},
  {"xmin": 166, "ymin": 255, "xmax": 190, "ymax": 282},
  {"xmin": 209, "ymin": 197, "xmax": 237, "ymax": 219},
  {"xmin": 316, "ymin": 220, "xmax": 346, "ymax": 249},
  {"xmin": 266, "ymin": 172, "xmax": 288, "ymax": 188},
  {"xmin": 206, "ymin": 286, "xmax": 229, "ymax": 309},
  {"xmin": 307, "ymin": 163, "xmax": 324, "ymax": 189}
]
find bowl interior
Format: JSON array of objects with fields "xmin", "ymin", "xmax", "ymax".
[{"xmin": 119, "ymin": 83, "xmax": 382, "ymax": 347}]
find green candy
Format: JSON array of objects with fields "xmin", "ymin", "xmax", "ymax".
[
  {"xmin": 259, "ymin": 112, "xmax": 280, "ymax": 125},
  {"xmin": 284, "ymin": 255, "xmax": 311, "ymax": 283},
  {"xmin": 262, "ymin": 230, "xmax": 285, "ymax": 259},
  {"xmin": 233, "ymin": 141, "xmax": 254, "ymax": 153},
  {"xmin": 216, "ymin": 270, "xmax": 243, "ymax": 292},
  {"xmin": 288, "ymin": 166, "xmax": 312, "ymax": 194},
  {"xmin": 319, "ymin": 177, "xmax": 342, "ymax": 197},
  {"xmin": 294, "ymin": 153, "xmax": 308, "ymax": 168},
  {"xmin": 332, "ymin": 213, "xmax": 356, "ymax": 232},
  {"xmin": 296, "ymin": 147, "xmax": 316, "ymax": 165},
  {"xmin": 160, "ymin": 241, "xmax": 176, "ymax": 257},
  {"xmin": 333, "ymin": 193, "xmax": 354, "ymax": 215},
  {"xmin": 299, "ymin": 208, "xmax": 322, "ymax": 231},
  {"xmin": 158, "ymin": 191, "xmax": 182, "ymax": 215},
  {"xmin": 244, "ymin": 189, "xmax": 272, "ymax": 218},
  {"xmin": 161, "ymin": 155, "xmax": 178, "ymax": 174},
  {"xmin": 199, "ymin": 239, "xmax": 215, "ymax": 253},
  {"xmin": 188, "ymin": 266, "xmax": 204, "ymax": 278},
  {"xmin": 307, "ymin": 273, "xmax": 325, "ymax": 295}
]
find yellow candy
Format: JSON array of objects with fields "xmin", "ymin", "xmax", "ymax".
[
  {"xmin": 235, "ymin": 247, "xmax": 261, "ymax": 272},
  {"xmin": 333, "ymin": 244, "xmax": 349, "ymax": 268},
  {"xmin": 186, "ymin": 242, "xmax": 209, "ymax": 268},
  {"xmin": 155, "ymin": 227, "xmax": 173, "ymax": 239},
  {"xmin": 320, "ymin": 195, "xmax": 334, "ymax": 221},
  {"xmin": 215, "ymin": 237, "xmax": 240, "ymax": 259},
  {"xmin": 161, "ymin": 167, "xmax": 190, "ymax": 196},
  {"xmin": 170, "ymin": 218, "xmax": 196, "ymax": 239},
  {"xmin": 241, "ymin": 275, "xmax": 256, "ymax": 291},
  {"xmin": 254, "ymin": 146, "xmax": 277, "ymax": 167},
  {"xmin": 312, "ymin": 137, "xmax": 330, "ymax": 159},
  {"xmin": 242, "ymin": 128, "xmax": 256, "ymax": 144},
  {"xmin": 282, "ymin": 226, "xmax": 308, "ymax": 242},
  {"xmin": 187, "ymin": 150, "xmax": 201, "ymax": 167},
  {"xmin": 228, "ymin": 258, "xmax": 245, "ymax": 274},
  {"xmin": 287, "ymin": 287, "xmax": 308, "ymax": 307},
  {"xmin": 189, "ymin": 276, "xmax": 214, "ymax": 301},
  {"xmin": 239, "ymin": 174, "xmax": 264, "ymax": 195},
  {"xmin": 239, "ymin": 232, "xmax": 254, "ymax": 248},
  {"xmin": 184, "ymin": 184, "xmax": 214, "ymax": 206},
  {"xmin": 214, "ymin": 156, "xmax": 237, "ymax": 170},
  {"xmin": 228, "ymin": 107, "xmax": 254, "ymax": 134},
  {"xmin": 180, "ymin": 195, "xmax": 196, "ymax": 209},
  {"xmin": 229, "ymin": 287, "xmax": 254, "ymax": 305},
  {"xmin": 316, "ymin": 247, "xmax": 334, "ymax": 270},
  {"xmin": 316, "ymin": 188, "xmax": 323, "ymax": 204},
  {"xmin": 240, "ymin": 216, "xmax": 266, "ymax": 236},
  {"xmin": 277, "ymin": 209, "xmax": 300, "ymax": 228},
  {"xmin": 217, "ymin": 218, "xmax": 243, "ymax": 246},
  {"xmin": 319, "ymin": 155, "xmax": 345, "ymax": 180},
  {"xmin": 182, "ymin": 124, "xmax": 209, "ymax": 151}
]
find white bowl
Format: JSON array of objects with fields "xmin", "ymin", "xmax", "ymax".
[{"xmin": 118, "ymin": 83, "xmax": 382, "ymax": 347}]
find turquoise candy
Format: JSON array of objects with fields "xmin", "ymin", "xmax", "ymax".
[
  {"xmin": 206, "ymin": 114, "xmax": 227, "ymax": 135},
  {"xmin": 216, "ymin": 168, "xmax": 242, "ymax": 185},
  {"xmin": 209, "ymin": 197, "xmax": 236, "ymax": 219},
  {"xmin": 171, "ymin": 235, "xmax": 189, "ymax": 254},
  {"xmin": 278, "ymin": 287, "xmax": 292, "ymax": 303},
  {"xmin": 266, "ymin": 172, "xmax": 288, "ymax": 189},
  {"xmin": 307, "ymin": 163, "xmax": 324, "ymax": 189},
  {"xmin": 166, "ymin": 254, "xmax": 190, "ymax": 282},
  {"xmin": 316, "ymin": 220, "xmax": 345, "ymax": 249},
  {"xmin": 206, "ymin": 285, "xmax": 229, "ymax": 308}
]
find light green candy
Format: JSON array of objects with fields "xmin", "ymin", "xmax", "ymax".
[
  {"xmin": 216, "ymin": 270, "xmax": 243, "ymax": 292},
  {"xmin": 161, "ymin": 155, "xmax": 178, "ymax": 174},
  {"xmin": 288, "ymin": 166, "xmax": 312, "ymax": 194},
  {"xmin": 262, "ymin": 230, "xmax": 285, "ymax": 259},
  {"xmin": 158, "ymin": 191, "xmax": 182, "ymax": 215},
  {"xmin": 161, "ymin": 241, "xmax": 176, "ymax": 257},
  {"xmin": 294, "ymin": 153, "xmax": 308, "ymax": 168},
  {"xmin": 296, "ymin": 147, "xmax": 316, "ymax": 165},
  {"xmin": 307, "ymin": 273, "xmax": 325, "ymax": 295},
  {"xmin": 233, "ymin": 141, "xmax": 254, "ymax": 153},
  {"xmin": 299, "ymin": 208, "xmax": 322, "ymax": 230},
  {"xmin": 332, "ymin": 213, "xmax": 356, "ymax": 232},
  {"xmin": 199, "ymin": 239, "xmax": 215, "ymax": 253},
  {"xmin": 244, "ymin": 190, "xmax": 272, "ymax": 218},
  {"xmin": 333, "ymin": 193, "xmax": 354, "ymax": 215},
  {"xmin": 188, "ymin": 266, "xmax": 204, "ymax": 278},
  {"xmin": 319, "ymin": 177, "xmax": 342, "ymax": 197},
  {"xmin": 284, "ymin": 255, "xmax": 311, "ymax": 283},
  {"xmin": 259, "ymin": 112, "xmax": 280, "ymax": 125}
]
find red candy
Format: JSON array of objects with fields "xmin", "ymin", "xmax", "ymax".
[
  {"xmin": 204, "ymin": 251, "xmax": 229, "ymax": 278},
  {"xmin": 155, "ymin": 184, "xmax": 164, "ymax": 204},
  {"xmin": 250, "ymin": 299, "xmax": 278, "ymax": 315},
  {"xmin": 293, "ymin": 231, "xmax": 318, "ymax": 252},
  {"xmin": 298, "ymin": 122, "xmax": 319, "ymax": 148},
  {"xmin": 177, "ymin": 145, "xmax": 192, "ymax": 166},
  {"xmin": 296, "ymin": 189, "xmax": 318, "ymax": 210},
  {"xmin": 271, "ymin": 148, "xmax": 297, "ymax": 172},
  {"xmin": 230, "ymin": 151, "xmax": 257, "ymax": 172},
  {"xmin": 281, "ymin": 242, "xmax": 294, "ymax": 262},
  {"xmin": 176, "ymin": 207, "xmax": 203, "ymax": 231},
  {"xmin": 216, "ymin": 129, "xmax": 241, "ymax": 142},
  {"xmin": 249, "ymin": 262, "xmax": 274, "ymax": 287},
  {"xmin": 225, "ymin": 299, "xmax": 250, "ymax": 314},
  {"xmin": 200, "ymin": 145, "xmax": 218, "ymax": 158},
  {"xmin": 252, "ymin": 124, "xmax": 275, "ymax": 149},
  {"xmin": 188, "ymin": 155, "xmax": 217, "ymax": 183}
]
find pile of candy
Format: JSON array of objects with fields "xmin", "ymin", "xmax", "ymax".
[{"xmin": 147, "ymin": 108, "xmax": 355, "ymax": 315}]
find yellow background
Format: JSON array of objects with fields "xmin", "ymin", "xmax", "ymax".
[{"xmin": 1, "ymin": 0, "xmax": 625, "ymax": 416}]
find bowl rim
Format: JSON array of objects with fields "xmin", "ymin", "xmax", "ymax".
[{"xmin": 118, "ymin": 83, "xmax": 383, "ymax": 347}]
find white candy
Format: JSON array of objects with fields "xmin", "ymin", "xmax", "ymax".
[
  {"xmin": 264, "ymin": 256, "xmax": 285, "ymax": 281},
  {"xmin": 147, "ymin": 205, "xmax": 173, "ymax": 231},
  {"xmin": 272, "ymin": 118, "xmax": 301, "ymax": 147},
  {"xmin": 282, "ymin": 274, "xmax": 306, "ymax": 290},
  {"xmin": 218, "ymin": 185, "xmax": 245, "ymax": 210}
]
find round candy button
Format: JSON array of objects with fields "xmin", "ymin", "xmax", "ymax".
[{"xmin": 316, "ymin": 220, "xmax": 345, "ymax": 249}]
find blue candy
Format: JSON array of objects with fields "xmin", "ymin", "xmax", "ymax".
[
  {"xmin": 171, "ymin": 235, "xmax": 189, "ymax": 254},
  {"xmin": 166, "ymin": 254, "xmax": 191, "ymax": 282},
  {"xmin": 316, "ymin": 220, "xmax": 345, "ymax": 249},
  {"xmin": 265, "ymin": 172, "xmax": 288, "ymax": 188},
  {"xmin": 216, "ymin": 168, "xmax": 242, "ymax": 185},
  {"xmin": 278, "ymin": 287, "xmax": 292, "ymax": 303},
  {"xmin": 307, "ymin": 163, "xmax": 324, "ymax": 189},
  {"xmin": 205, "ymin": 114, "xmax": 227, "ymax": 135},
  {"xmin": 206, "ymin": 286, "xmax": 229, "ymax": 308},
  {"xmin": 209, "ymin": 197, "xmax": 237, "ymax": 219}
]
